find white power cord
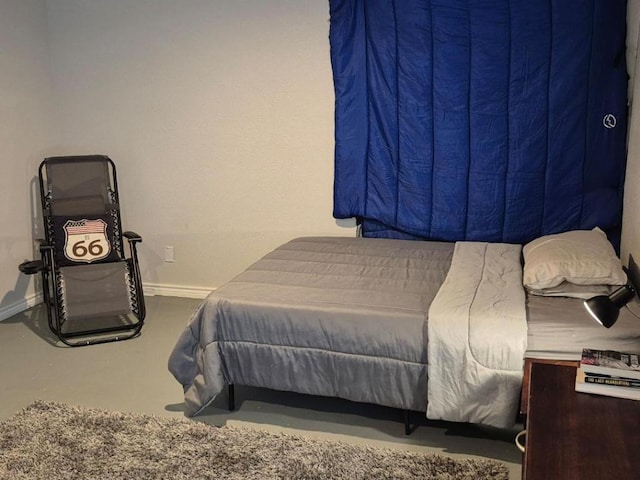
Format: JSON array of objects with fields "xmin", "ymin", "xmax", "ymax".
[{"xmin": 515, "ymin": 429, "xmax": 526, "ymax": 453}]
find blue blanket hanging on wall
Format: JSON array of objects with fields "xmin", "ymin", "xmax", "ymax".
[{"xmin": 329, "ymin": 0, "xmax": 628, "ymax": 246}]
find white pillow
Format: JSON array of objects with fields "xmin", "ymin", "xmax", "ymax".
[{"xmin": 523, "ymin": 228, "xmax": 626, "ymax": 295}]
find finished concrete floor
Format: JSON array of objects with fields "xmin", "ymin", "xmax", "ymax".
[{"xmin": 0, "ymin": 295, "xmax": 523, "ymax": 479}]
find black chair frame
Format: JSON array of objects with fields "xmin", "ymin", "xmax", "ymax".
[{"xmin": 19, "ymin": 155, "xmax": 145, "ymax": 346}]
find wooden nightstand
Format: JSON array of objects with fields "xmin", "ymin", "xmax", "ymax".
[
  {"xmin": 520, "ymin": 358, "xmax": 578, "ymax": 416},
  {"xmin": 523, "ymin": 363, "xmax": 640, "ymax": 479}
]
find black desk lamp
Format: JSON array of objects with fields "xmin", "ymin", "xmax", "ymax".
[{"xmin": 583, "ymin": 284, "xmax": 636, "ymax": 328}]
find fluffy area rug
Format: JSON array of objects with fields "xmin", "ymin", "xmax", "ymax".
[{"xmin": 0, "ymin": 401, "xmax": 509, "ymax": 480}]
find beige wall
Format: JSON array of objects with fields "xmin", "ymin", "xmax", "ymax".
[
  {"xmin": 44, "ymin": 0, "xmax": 353, "ymax": 295},
  {"xmin": 0, "ymin": 0, "xmax": 56, "ymax": 318},
  {"xmin": 622, "ymin": 0, "xmax": 640, "ymax": 268},
  {"xmin": 3, "ymin": 1, "xmax": 640, "ymax": 317}
]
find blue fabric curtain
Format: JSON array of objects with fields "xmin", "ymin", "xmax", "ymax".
[{"xmin": 330, "ymin": 0, "xmax": 628, "ymax": 246}]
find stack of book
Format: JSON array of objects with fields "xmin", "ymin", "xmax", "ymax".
[{"xmin": 575, "ymin": 348, "xmax": 640, "ymax": 400}]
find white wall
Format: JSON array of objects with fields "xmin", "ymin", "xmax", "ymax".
[
  {"xmin": 622, "ymin": 0, "xmax": 640, "ymax": 268},
  {"xmin": 4, "ymin": 0, "xmax": 640, "ymax": 315},
  {"xmin": 0, "ymin": 0, "xmax": 56, "ymax": 318},
  {"xmin": 44, "ymin": 0, "xmax": 353, "ymax": 294}
]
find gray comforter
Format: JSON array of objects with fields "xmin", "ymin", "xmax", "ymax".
[{"xmin": 168, "ymin": 236, "xmax": 454, "ymax": 416}]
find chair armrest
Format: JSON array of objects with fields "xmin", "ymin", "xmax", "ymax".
[
  {"xmin": 19, "ymin": 260, "xmax": 44, "ymax": 275},
  {"xmin": 123, "ymin": 231, "xmax": 142, "ymax": 243}
]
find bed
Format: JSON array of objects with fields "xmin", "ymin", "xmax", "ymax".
[{"xmin": 168, "ymin": 231, "xmax": 640, "ymax": 429}]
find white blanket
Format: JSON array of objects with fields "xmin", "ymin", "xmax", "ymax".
[{"xmin": 427, "ymin": 242, "xmax": 527, "ymax": 428}]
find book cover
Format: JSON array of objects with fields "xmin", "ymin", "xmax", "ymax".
[
  {"xmin": 575, "ymin": 369, "xmax": 640, "ymax": 400},
  {"xmin": 584, "ymin": 372, "xmax": 640, "ymax": 388},
  {"xmin": 580, "ymin": 348, "xmax": 640, "ymax": 380}
]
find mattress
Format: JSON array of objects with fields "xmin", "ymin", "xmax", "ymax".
[
  {"xmin": 526, "ymin": 295, "xmax": 640, "ymax": 361},
  {"xmin": 169, "ymin": 236, "xmax": 454, "ymax": 415},
  {"xmin": 169, "ymin": 235, "xmax": 640, "ymax": 422}
]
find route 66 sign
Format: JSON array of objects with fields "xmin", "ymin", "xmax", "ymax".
[{"xmin": 63, "ymin": 219, "xmax": 111, "ymax": 263}]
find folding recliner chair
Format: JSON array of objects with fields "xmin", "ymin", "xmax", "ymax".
[{"xmin": 19, "ymin": 155, "xmax": 145, "ymax": 346}]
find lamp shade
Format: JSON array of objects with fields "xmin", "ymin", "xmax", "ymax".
[{"xmin": 583, "ymin": 285, "xmax": 636, "ymax": 328}]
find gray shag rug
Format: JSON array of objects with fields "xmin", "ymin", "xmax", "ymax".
[{"xmin": 0, "ymin": 401, "xmax": 509, "ymax": 480}]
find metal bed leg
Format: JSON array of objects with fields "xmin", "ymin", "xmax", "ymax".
[
  {"xmin": 228, "ymin": 384, "xmax": 235, "ymax": 411},
  {"xmin": 403, "ymin": 410, "xmax": 417, "ymax": 435}
]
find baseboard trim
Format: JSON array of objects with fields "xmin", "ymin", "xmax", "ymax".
[
  {"xmin": 143, "ymin": 283, "xmax": 213, "ymax": 299},
  {"xmin": 0, "ymin": 293, "xmax": 43, "ymax": 322}
]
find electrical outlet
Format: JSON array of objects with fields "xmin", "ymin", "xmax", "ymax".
[{"xmin": 164, "ymin": 246, "xmax": 175, "ymax": 263}]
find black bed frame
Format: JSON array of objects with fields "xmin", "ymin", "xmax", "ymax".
[{"xmin": 226, "ymin": 383, "xmax": 417, "ymax": 435}]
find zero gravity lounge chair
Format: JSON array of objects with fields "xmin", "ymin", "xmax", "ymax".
[{"xmin": 19, "ymin": 155, "xmax": 145, "ymax": 346}]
